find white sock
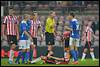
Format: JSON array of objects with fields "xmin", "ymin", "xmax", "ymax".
[
  {"xmin": 31, "ymin": 57, "xmax": 41, "ymax": 63},
  {"xmin": 64, "ymin": 52, "xmax": 67, "ymax": 58},
  {"xmin": 9, "ymin": 50, "xmax": 14, "ymax": 61},
  {"xmin": 90, "ymin": 52, "xmax": 95, "ymax": 60},
  {"xmin": 81, "ymin": 53, "xmax": 86, "ymax": 60}
]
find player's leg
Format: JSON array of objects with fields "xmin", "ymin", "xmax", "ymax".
[
  {"xmin": 24, "ymin": 39, "xmax": 31, "ymax": 63},
  {"xmin": 15, "ymin": 40, "xmax": 23, "ymax": 64},
  {"xmin": 69, "ymin": 37, "xmax": 77, "ymax": 63},
  {"xmin": 64, "ymin": 38, "xmax": 70, "ymax": 61},
  {"xmin": 89, "ymin": 41, "xmax": 98, "ymax": 61},
  {"xmin": 20, "ymin": 40, "xmax": 27, "ymax": 64},
  {"xmin": 74, "ymin": 39, "xmax": 79, "ymax": 61},
  {"xmin": 29, "ymin": 44, "xmax": 34, "ymax": 62},
  {"xmin": 33, "ymin": 38, "xmax": 37, "ymax": 59},
  {"xmin": 31, "ymin": 56, "xmax": 43, "ymax": 64},
  {"xmin": 9, "ymin": 43, "xmax": 16, "ymax": 64},
  {"xmin": 81, "ymin": 48, "xmax": 87, "ymax": 61},
  {"xmin": 45, "ymin": 32, "xmax": 54, "ymax": 54},
  {"xmin": 29, "ymin": 38, "xmax": 34, "ymax": 62},
  {"xmin": 81, "ymin": 41, "xmax": 88, "ymax": 61},
  {"xmin": 8, "ymin": 35, "xmax": 17, "ymax": 64},
  {"xmin": 25, "ymin": 49, "xmax": 30, "ymax": 63},
  {"xmin": 22, "ymin": 49, "xmax": 26, "ymax": 64}
]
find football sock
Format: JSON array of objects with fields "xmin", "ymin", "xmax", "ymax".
[
  {"xmin": 64, "ymin": 51, "xmax": 67, "ymax": 58},
  {"xmin": 25, "ymin": 52, "xmax": 30, "ymax": 62},
  {"xmin": 15, "ymin": 51, "xmax": 22, "ymax": 62},
  {"xmin": 90, "ymin": 52, "xmax": 95, "ymax": 60},
  {"xmin": 81, "ymin": 53, "xmax": 86, "ymax": 60},
  {"xmin": 9, "ymin": 49, "xmax": 14, "ymax": 61},
  {"xmin": 29, "ymin": 49, "xmax": 33, "ymax": 61},
  {"xmin": 22, "ymin": 52, "xmax": 26, "ymax": 64},
  {"xmin": 33, "ymin": 47, "xmax": 37, "ymax": 58},
  {"xmin": 70, "ymin": 50, "xmax": 77, "ymax": 61},
  {"xmin": 75, "ymin": 50, "xmax": 79, "ymax": 59}
]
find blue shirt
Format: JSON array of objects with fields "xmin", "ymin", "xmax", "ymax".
[
  {"xmin": 19, "ymin": 20, "xmax": 31, "ymax": 40},
  {"xmin": 70, "ymin": 18, "xmax": 80, "ymax": 39}
]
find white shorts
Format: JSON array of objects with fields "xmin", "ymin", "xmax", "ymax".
[
  {"xmin": 69, "ymin": 37, "xmax": 79, "ymax": 47},
  {"xmin": 18, "ymin": 39, "xmax": 31, "ymax": 49}
]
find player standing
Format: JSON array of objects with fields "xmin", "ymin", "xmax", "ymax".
[
  {"xmin": 15, "ymin": 14, "xmax": 32, "ymax": 64},
  {"xmin": 2, "ymin": 8, "xmax": 19, "ymax": 64},
  {"xmin": 29, "ymin": 11, "xmax": 42, "ymax": 62},
  {"xmin": 45, "ymin": 11, "xmax": 56, "ymax": 54},
  {"xmin": 81, "ymin": 21, "xmax": 98, "ymax": 61},
  {"xmin": 67, "ymin": 13, "xmax": 80, "ymax": 64}
]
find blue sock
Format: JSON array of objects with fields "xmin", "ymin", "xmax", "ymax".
[
  {"xmin": 15, "ymin": 51, "xmax": 22, "ymax": 63},
  {"xmin": 70, "ymin": 50, "xmax": 77, "ymax": 61},
  {"xmin": 75, "ymin": 50, "xmax": 79, "ymax": 59},
  {"xmin": 29, "ymin": 49, "xmax": 33, "ymax": 61},
  {"xmin": 25, "ymin": 52, "xmax": 30, "ymax": 62},
  {"xmin": 22, "ymin": 52, "xmax": 26, "ymax": 64}
]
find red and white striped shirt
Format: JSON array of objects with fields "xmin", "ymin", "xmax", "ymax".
[
  {"xmin": 83, "ymin": 26, "xmax": 93, "ymax": 42},
  {"xmin": 3, "ymin": 15, "xmax": 18, "ymax": 35},
  {"xmin": 30, "ymin": 19, "xmax": 41, "ymax": 38}
]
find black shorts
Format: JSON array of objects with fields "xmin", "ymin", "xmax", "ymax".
[
  {"xmin": 45, "ymin": 32, "xmax": 55, "ymax": 45},
  {"xmin": 65, "ymin": 38, "xmax": 69, "ymax": 48},
  {"xmin": 7, "ymin": 35, "xmax": 17, "ymax": 45},
  {"xmin": 32, "ymin": 37, "xmax": 37, "ymax": 45},
  {"xmin": 84, "ymin": 41, "xmax": 92, "ymax": 49}
]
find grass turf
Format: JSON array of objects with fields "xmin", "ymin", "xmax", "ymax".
[{"xmin": 1, "ymin": 58, "xmax": 99, "ymax": 66}]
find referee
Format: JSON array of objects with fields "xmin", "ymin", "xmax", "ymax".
[{"xmin": 45, "ymin": 11, "xmax": 56, "ymax": 54}]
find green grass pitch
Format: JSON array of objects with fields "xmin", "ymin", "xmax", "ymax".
[{"xmin": 1, "ymin": 58, "xmax": 99, "ymax": 66}]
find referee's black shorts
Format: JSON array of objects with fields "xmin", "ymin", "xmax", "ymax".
[{"xmin": 45, "ymin": 32, "xmax": 55, "ymax": 45}]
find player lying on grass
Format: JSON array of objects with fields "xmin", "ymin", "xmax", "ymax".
[{"xmin": 31, "ymin": 51, "xmax": 70, "ymax": 64}]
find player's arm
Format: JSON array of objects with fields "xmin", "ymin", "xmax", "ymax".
[
  {"xmin": 2, "ymin": 16, "xmax": 7, "ymax": 36},
  {"xmin": 24, "ymin": 31, "xmax": 33, "ymax": 41},
  {"xmin": 65, "ymin": 26, "xmax": 72, "ymax": 31},
  {"xmin": 2, "ymin": 24, "xmax": 6, "ymax": 36},
  {"xmin": 38, "ymin": 21, "xmax": 44, "ymax": 38},
  {"xmin": 21, "ymin": 23, "xmax": 33, "ymax": 41},
  {"xmin": 15, "ymin": 23, "xmax": 19, "ymax": 40}
]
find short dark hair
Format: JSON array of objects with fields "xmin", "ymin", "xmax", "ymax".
[{"xmin": 69, "ymin": 12, "xmax": 75, "ymax": 17}]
